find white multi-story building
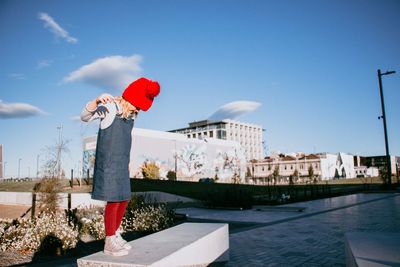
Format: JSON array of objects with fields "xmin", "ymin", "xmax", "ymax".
[
  {"xmin": 169, "ymin": 119, "xmax": 264, "ymax": 161},
  {"xmin": 248, "ymin": 152, "xmax": 356, "ymax": 184}
]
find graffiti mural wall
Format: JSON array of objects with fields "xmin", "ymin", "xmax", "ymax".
[{"xmin": 82, "ymin": 128, "xmax": 246, "ymax": 183}]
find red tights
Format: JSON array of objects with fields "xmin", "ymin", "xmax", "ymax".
[{"xmin": 104, "ymin": 201, "xmax": 128, "ymax": 237}]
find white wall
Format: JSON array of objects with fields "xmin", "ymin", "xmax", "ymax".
[
  {"xmin": 83, "ymin": 128, "xmax": 247, "ymax": 183},
  {"xmin": 321, "ymin": 153, "xmax": 355, "ymax": 180}
]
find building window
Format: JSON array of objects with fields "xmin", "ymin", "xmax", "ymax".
[
  {"xmin": 217, "ymin": 130, "xmax": 226, "ymax": 139},
  {"xmin": 187, "ymin": 135, "xmax": 190, "ymax": 138},
  {"xmin": 209, "ymin": 131, "xmax": 213, "ymax": 138},
  {"xmin": 192, "ymin": 134, "xmax": 196, "ymax": 138}
]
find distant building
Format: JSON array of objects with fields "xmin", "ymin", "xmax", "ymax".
[
  {"xmin": 169, "ymin": 119, "xmax": 264, "ymax": 161},
  {"xmin": 82, "ymin": 128, "xmax": 247, "ymax": 183},
  {"xmin": 248, "ymin": 152, "xmax": 355, "ymax": 184},
  {"xmin": 354, "ymin": 166, "xmax": 379, "ymax": 178},
  {"xmin": 354, "ymin": 155, "xmax": 399, "ymax": 176}
]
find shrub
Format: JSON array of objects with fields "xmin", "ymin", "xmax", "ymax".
[
  {"xmin": 65, "ymin": 206, "xmax": 105, "ymax": 240},
  {"xmin": 37, "ymin": 233, "xmax": 63, "ymax": 256},
  {"xmin": 166, "ymin": 170, "xmax": 177, "ymax": 181},
  {"xmin": 0, "ymin": 212, "xmax": 78, "ymax": 253},
  {"xmin": 79, "ymin": 214, "xmax": 105, "ymax": 240},
  {"xmin": 123, "ymin": 205, "xmax": 175, "ymax": 233},
  {"xmin": 122, "ymin": 195, "xmax": 175, "ymax": 233},
  {"xmin": 142, "ymin": 161, "xmax": 160, "ymax": 179},
  {"xmin": 33, "ymin": 178, "xmax": 62, "ymax": 213}
]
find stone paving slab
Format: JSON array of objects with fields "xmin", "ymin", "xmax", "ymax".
[{"xmin": 227, "ymin": 193, "xmax": 400, "ymax": 266}]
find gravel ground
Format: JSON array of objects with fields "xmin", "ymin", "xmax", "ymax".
[{"xmin": 0, "ymin": 251, "xmax": 34, "ymax": 266}]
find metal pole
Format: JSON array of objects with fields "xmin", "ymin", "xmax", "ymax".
[
  {"xmin": 18, "ymin": 158, "xmax": 21, "ymax": 178},
  {"xmin": 377, "ymin": 69, "xmax": 392, "ymax": 187},
  {"xmin": 57, "ymin": 124, "xmax": 63, "ymax": 178},
  {"xmin": 70, "ymin": 169, "xmax": 74, "ymax": 188},
  {"xmin": 174, "ymin": 140, "xmax": 177, "ymax": 176},
  {"xmin": 36, "ymin": 154, "xmax": 39, "ymax": 178}
]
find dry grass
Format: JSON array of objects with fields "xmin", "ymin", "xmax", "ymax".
[{"xmin": 0, "ymin": 179, "xmax": 91, "ymax": 193}]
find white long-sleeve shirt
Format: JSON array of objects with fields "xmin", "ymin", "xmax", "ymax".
[{"xmin": 80, "ymin": 101, "xmax": 120, "ymax": 129}]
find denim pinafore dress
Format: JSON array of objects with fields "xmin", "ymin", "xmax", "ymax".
[{"xmin": 92, "ymin": 108, "xmax": 134, "ymax": 202}]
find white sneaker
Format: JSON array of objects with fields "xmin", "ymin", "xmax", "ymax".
[
  {"xmin": 104, "ymin": 235, "xmax": 129, "ymax": 256},
  {"xmin": 115, "ymin": 231, "xmax": 132, "ymax": 250}
]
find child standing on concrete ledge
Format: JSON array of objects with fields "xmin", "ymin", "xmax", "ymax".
[{"xmin": 80, "ymin": 77, "xmax": 160, "ymax": 256}]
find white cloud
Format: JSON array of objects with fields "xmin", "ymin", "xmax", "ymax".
[
  {"xmin": 37, "ymin": 59, "xmax": 53, "ymax": 69},
  {"xmin": 63, "ymin": 54, "xmax": 143, "ymax": 91},
  {"xmin": 208, "ymin": 101, "xmax": 262, "ymax": 121},
  {"xmin": 69, "ymin": 115, "xmax": 81, "ymax": 121},
  {"xmin": 0, "ymin": 100, "xmax": 47, "ymax": 119},
  {"xmin": 38, "ymin": 12, "xmax": 78, "ymax": 44},
  {"xmin": 8, "ymin": 73, "xmax": 26, "ymax": 80}
]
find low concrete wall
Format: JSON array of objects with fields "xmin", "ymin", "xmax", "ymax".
[
  {"xmin": 0, "ymin": 192, "xmax": 32, "ymax": 206},
  {"xmin": 345, "ymin": 232, "xmax": 400, "ymax": 267},
  {"xmin": 0, "ymin": 192, "xmax": 105, "ymax": 209},
  {"xmin": 78, "ymin": 222, "xmax": 229, "ymax": 267}
]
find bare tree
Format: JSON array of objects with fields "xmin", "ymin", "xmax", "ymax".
[
  {"xmin": 41, "ymin": 138, "xmax": 70, "ymax": 179},
  {"xmin": 272, "ymin": 165, "xmax": 280, "ymax": 185}
]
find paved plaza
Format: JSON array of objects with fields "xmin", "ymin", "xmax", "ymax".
[
  {"xmin": 178, "ymin": 193, "xmax": 400, "ymax": 266},
  {"xmin": 3, "ymin": 192, "xmax": 400, "ymax": 266}
]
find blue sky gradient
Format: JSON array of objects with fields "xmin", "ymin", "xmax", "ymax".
[{"xmin": 1, "ymin": 0, "xmax": 399, "ymax": 178}]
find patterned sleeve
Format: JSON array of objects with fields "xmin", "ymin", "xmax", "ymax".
[{"xmin": 80, "ymin": 102, "xmax": 106, "ymax": 122}]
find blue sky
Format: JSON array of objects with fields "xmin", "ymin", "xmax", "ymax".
[{"xmin": 1, "ymin": 0, "xmax": 399, "ymax": 178}]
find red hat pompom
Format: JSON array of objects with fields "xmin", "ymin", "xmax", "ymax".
[{"xmin": 122, "ymin": 77, "xmax": 160, "ymax": 111}]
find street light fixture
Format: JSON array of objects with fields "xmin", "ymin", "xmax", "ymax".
[{"xmin": 377, "ymin": 69, "xmax": 396, "ymax": 187}]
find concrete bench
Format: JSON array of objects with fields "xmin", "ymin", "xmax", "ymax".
[
  {"xmin": 77, "ymin": 223, "xmax": 229, "ymax": 267},
  {"xmin": 345, "ymin": 232, "xmax": 400, "ymax": 267}
]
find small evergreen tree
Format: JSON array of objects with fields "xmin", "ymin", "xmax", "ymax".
[
  {"xmin": 166, "ymin": 170, "xmax": 177, "ymax": 181},
  {"xmin": 308, "ymin": 165, "xmax": 314, "ymax": 184},
  {"xmin": 142, "ymin": 161, "xmax": 160, "ymax": 179}
]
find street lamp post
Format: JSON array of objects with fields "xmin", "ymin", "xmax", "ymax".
[
  {"xmin": 18, "ymin": 158, "xmax": 22, "ymax": 179},
  {"xmin": 36, "ymin": 154, "xmax": 40, "ymax": 178},
  {"xmin": 56, "ymin": 124, "xmax": 63, "ymax": 178},
  {"xmin": 173, "ymin": 139, "xmax": 178, "ymax": 177},
  {"xmin": 377, "ymin": 69, "xmax": 396, "ymax": 187}
]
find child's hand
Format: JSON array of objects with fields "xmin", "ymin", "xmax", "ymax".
[
  {"xmin": 95, "ymin": 105, "xmax": 109, "ymax": 116},
  {"xmin": 96, "ymin": 93, "xmax": 114, "ymax": 104}
]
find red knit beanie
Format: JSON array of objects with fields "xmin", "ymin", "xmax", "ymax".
[{"xmin": 122, "ymin": 77, "xmax": 160, "ymax": 111}]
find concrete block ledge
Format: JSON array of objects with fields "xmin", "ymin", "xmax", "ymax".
[
  {"xmin": 77, "ymin": 223, "xmax": 229, "ymax": 267},
  {"xmin": 345, "ymin": 232, "xmax": 400, "ymax": 267}
]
